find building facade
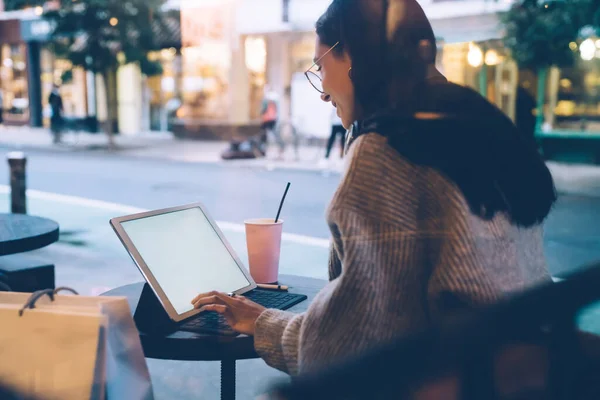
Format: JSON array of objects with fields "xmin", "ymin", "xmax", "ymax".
[
  {"xmin": 0, "ymin": 0, "xmax": 526, "ymax": 138},
  {"xmin": 4, "ymin": 0, "xmax": 600, "ymax": 157}
]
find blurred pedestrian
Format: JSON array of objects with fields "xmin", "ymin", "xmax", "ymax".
[
  {"xmin": 325, "ymin": 105, "xmax": 346, "ymax": 160},
  {"xmin": 48, "ymin": 84, "xmax": 64, "ymax": 144},
  {"xmin": 260, "ymin": 86, "xmax": 284, "ymax": 159}
]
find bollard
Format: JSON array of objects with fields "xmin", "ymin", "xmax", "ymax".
[{"xmin": 7, "ymin": 152, "xmax": 27, "ymax": 214}]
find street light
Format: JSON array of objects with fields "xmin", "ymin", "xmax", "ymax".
[
  {"xmin": 580, "ymin": 38, "xmax": 595, "ymax": 61},
  {"xmin": 484, "ymin": 49, "xmax": 502, "ymax": 66},
  {"xmin": 467, "ymin": 43, "xmax": 483, "ymax": 68},
  {"xmin": 109, "ymin": 17, "xmax": 119, "ymax": 26}
]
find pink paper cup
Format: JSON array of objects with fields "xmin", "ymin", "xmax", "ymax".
[{"xmin": 244, "ymin": 218, "xmax": 283, "ymax": 284}]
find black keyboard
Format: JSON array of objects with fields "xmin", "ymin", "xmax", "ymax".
[{"xmin": 180, "ymin": 289, "xmax": 307, "ymax": 336}]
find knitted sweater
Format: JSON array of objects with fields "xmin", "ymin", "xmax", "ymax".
[{"xmin": 254, "ymin": 132, "xmax": 551, "ymax": 376}]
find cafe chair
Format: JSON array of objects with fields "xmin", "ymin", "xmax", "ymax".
[{"xmin": 266, "ymin": 261, "xmax": 600, "ymax": 400}]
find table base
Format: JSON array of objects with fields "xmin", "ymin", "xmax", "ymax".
[{"xmin": 221, "ymin": 359, "xmax": 236, "ymax": 400}]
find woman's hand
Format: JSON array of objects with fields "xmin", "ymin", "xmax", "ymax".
[{"xmin": 191, "ymin": 291, "xmax": 266, "ymax": 336}]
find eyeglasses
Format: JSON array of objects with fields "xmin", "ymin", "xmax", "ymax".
[{"xmin": 304, "ymin": 41, "xmax": 340, "ymax": 94}]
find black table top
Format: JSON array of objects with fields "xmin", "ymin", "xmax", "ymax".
[
  {"xmin": 103, "ymin": 274, "xmax": 327, "ymax": 362},
  {"xmin": 0, "ymin": 213, "xmax": 60, "ymax": 256}
]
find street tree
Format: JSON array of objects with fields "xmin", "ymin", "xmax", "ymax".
[{"xmin": 43, "ymin": 0, "xmax": 165, "ymax": 148}]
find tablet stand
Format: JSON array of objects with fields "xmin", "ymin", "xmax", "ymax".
[{"xmin": 134, "ymin": 283, "xmax": 178, "ymax": 335}]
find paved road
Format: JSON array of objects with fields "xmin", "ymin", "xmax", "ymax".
[
  {"xmin": 0, "ymin": 148, "xmax": 339, "ymax": 239},
  {"xmin": 1, "ymin": 147, "xmax": 599, "ymax": 277}
]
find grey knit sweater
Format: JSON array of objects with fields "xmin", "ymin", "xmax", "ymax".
[{"xmin": 254, "ymin": 133, "xmax": 551, "ymax": 375}]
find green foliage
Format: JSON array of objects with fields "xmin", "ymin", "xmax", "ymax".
[
  {"xmin": 43, "ymin": 0, "xmax": 164, "ymax": 76},
  {"xmin": 502, "ymin": 0, "xmax": 582, "ymax": 70}
]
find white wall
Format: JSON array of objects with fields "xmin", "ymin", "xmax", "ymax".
[
  {"xmin": 229, "ymin": 36, "xmax": 251, "ymax": 124},
  {"xmin": 117, "ymin": 63, "xmax": 143, "ymax": 135},
  {"xmin": 288, "ymin": 0, "xmax": 330, "ymax": 31},
  {"xmin": 291, "ymin": 72, "xmax": 333, "ymax": 139},
  {"xmin": 236, "ymin": 0, "xmax": 288, "ymax": 34}
]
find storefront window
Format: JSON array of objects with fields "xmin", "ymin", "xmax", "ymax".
[
  {"xmin": 555, "ymin": 51, "xmax": 600, "ymax": 130},
  {"xmin": 39, "ymin": 47, "xmax": 79, "ymax": 126},
  {"xmin": 180, "ymin": 43, "xmax": 230, "ymax": 120},
  {"xmin": 147, "ymin": 48, "xmax": 179, "ymax": 130},
  {"xmin": 441, "ymin": 42, "xmax": 470, "ymax": 86},
  {"xmin": 0, "ymin": 43, "xmax": 29, "ymax": 122}
]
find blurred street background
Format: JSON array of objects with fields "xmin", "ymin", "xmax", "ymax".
[{"xmin": 2, "ymin": 0, "xmax": 600, "ymax": 398}]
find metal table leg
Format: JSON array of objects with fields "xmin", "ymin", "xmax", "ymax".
[{"xmin": 221, "ymin": 358, "xmax": 236, "ymax": 400}]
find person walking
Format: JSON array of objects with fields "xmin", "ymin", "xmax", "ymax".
[
  {"xmin": 48, "ymin": 84, "xmax": 64, "ymax": 144},
  {"xmin": 260, "ymin": 86, "xmax": 283, "ymax": 159}
]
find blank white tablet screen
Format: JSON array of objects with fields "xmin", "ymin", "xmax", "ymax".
[{"xmin": 120, "ymin": 207, "xmax": 250, "ymax": 315}]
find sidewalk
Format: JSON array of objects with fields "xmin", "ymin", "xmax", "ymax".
[
  {"xmin": 0, "ymin": 126, "xmax": 345, "ymax": 173},
  {"xmin": 2, "ymin": 126, "xmax": 600, "ymax": 195}
]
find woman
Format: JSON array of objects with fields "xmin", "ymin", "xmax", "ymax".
[{"xmin": 192, "ymin": 0, "xmax": 556, "ymax": 376}]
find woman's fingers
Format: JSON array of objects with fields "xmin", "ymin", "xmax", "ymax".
[
  {"xmin": 192, "ymin": 291, "xmax": 214, "ymax": 304},
  {"xmin": 192, "ymin": 291, "xmax": 240, "ymax": 309},
  {"xmin": 198, "ymin": 304, "xmax": 228, "ymax": 314},
  {"xmin": 197, "ymin": 304, "xmax": 236, "ymax": 327}
]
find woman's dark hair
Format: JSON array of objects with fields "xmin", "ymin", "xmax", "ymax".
[{"xmin": 315, "ymin": 0, "xmax": 557, "ymax": 227}]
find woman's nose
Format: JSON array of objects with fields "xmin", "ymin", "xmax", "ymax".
[{"xmin": 321, "ymin": 92, "xmax": 331, "ymax": 103}]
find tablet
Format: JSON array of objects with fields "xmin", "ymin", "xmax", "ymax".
[{"xmin": 110, "ymin": 202, "xmax": 257, "ymax": 322}]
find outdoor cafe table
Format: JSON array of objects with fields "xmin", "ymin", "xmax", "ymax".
[
  {"xmin": 103, "ymin": 274, "xmax": 327, "ymax": 400},
  {"xmin": 0, "ymin": 213, "xmax": 60, "ymax": 256}
]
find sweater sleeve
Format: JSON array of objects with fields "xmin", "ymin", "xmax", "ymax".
[
  {"xmin": 253, "ymin": 242, "xmax": 341, "ymax": 374},
  {"xmin": 253, "ymin": 206, "xmax": 424, "ymax": 375},
  {"xmin": 253, "ymin": 309, "xmax": 304, "ymax": 374}
]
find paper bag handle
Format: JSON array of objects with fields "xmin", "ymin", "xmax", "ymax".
[{"xmin": 18, "ymin": 287, "xmax": 80, "ymax": 317}]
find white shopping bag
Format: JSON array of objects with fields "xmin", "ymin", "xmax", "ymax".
[
  {"xmin": 0, "ymin": 304, "xmax": 107, "ymax": 400},
  {"xmin": 0, "ymin": 289, "xmax": 154, "ymax": 400}
]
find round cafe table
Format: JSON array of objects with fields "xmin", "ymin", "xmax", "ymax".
[
  {"xmin": 103, "ymin": 274, "xmax": 327, "ymax": 400},
  {"xmin": 0, "ymin": 213, "xmax": 60, "ymax": 256}
]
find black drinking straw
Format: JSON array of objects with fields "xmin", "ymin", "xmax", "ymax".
[{"xmin": 275, "ymin": 182, "xmax": 291, "ymax": 223}]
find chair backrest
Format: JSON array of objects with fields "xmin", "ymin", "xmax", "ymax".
[{"xmin": 268, "ymin": 261, "xmax": 600, "ymax": 400}]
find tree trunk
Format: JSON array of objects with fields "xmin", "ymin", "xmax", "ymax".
[{"xmin": 102, "ymin": 69, "xmax": 117, "ymax": 150}]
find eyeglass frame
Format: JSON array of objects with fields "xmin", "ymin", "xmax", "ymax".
[{"xmin": 304, "ymin": 41, "xmax": 340, "ymax": 94}]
